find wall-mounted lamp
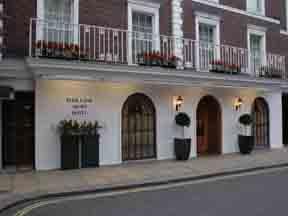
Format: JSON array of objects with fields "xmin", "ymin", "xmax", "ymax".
[
  {"xmin": 234, "ymin": 97, "xmax": 243, "ymax": 111},
  {"xmin": 175, "ymin": 96, "xmax": 184, "ymax": 112}
]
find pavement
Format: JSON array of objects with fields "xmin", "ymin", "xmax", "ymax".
[
  {"xmin": 0, "ymin": 148, "xmax": 288, "ymax": 212},
  {"xmin": 6, "ymin": 167, "xmax": 288, "ymax": 216}
]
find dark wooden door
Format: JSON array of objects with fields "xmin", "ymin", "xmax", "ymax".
[
  {"xmin": 197, "ymin": 96, "xmax": 222, "ymax": 155},
  {"xmin": 252, "ymin": 98, "xmax": 269, "ymax": 149},
  {"xmin": 122, "ymin": 93, "xmax": 156, "ymax": 161},
  {"xmin": 3, "ymin": 92, "xmax": 35, "ymax": 168}
]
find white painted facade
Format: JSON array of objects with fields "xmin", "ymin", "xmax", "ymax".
[
  {"xmin": 0, "ymin": 0, "xmax": 286, "ymax": 171},
  {"xmin": 34, "ymin": 79, "xmax": 283, "ymax": 170}
]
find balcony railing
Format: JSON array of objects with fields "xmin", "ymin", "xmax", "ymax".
[{"xmin": 29, "ymin": 18, "xmax": 287, "ymax": 80}]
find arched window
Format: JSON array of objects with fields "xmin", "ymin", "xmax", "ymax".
[
  {"xmin": 196, "ymin": 95, "xmax": 222, "ymax": 155},
  {"xmin": 122, "ymin": 93, "xmax": 156, "ymax": 161},
  {"xmin": 252, "ymin": 98, "xmax": 270, "ymax": 148}
]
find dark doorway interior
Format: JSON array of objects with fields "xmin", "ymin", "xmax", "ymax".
[
  {"xmin": 282, "ymin": 94, "xmax": 288, "ymax": 146},
  {"xmin": 197, "ymin": 95, "xmax": 222, "ymax": 156},
  {"xmin": 122, "ymin": 93, "xmax": 156, "ymax": 161},
  {"xmin": 252, "ymin": 97, "xmax": 270, "ymax": 149},
  {"xmin": 2, "ymin": 92, "xmax": 35, "ymax": 170}
]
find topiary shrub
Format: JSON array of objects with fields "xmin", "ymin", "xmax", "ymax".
[
  {"xmin": 239, "ymin": 114, "xmax": 253, "ymax": 126},
  {"xmin": 238, "ymin": 114, "xmax": 254, "ymax": 154},
  {"xmin": 238, "ymin": 114, "xmax": 253, "ymax": 136},
  {"xmin": 174, "ymin": 112, "xmax": 191, "ymax": 161},
  {"xmin": 175, "ymin": 112, "xmax": 191, "ymax": 128}
]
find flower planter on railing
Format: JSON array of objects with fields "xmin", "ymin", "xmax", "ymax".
[
  {"xmin": 259, "ymin": 65, "xmax": 283, "ymax": 79},
  {"xmin": 137, "ymin": 51, "xmax": 181, "ymax": 69},
  {"xmin": 34, "ymin": 41, "xmax": 84, "ymax": 60},
  {"xmin": 210, "ymin": 60, "xmax": 241, "ymax": 75}
]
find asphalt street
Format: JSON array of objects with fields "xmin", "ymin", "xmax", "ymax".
[{"xmin": 3, "ymin": 168, "xmax": 288, "ymax": 216}]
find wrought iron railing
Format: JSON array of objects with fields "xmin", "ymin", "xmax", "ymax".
[{"xmin": 29, "ymin": 18, "xmax": 286, "ymax": 80}]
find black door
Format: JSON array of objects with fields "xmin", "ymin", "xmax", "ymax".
[
  {"xmin": 3, "ymin": 92, "xmax": 35, "ymax": 169},
  {"xmin": 122, "ymin": 93, "xmax": 156, "ymax": 161},
  {"xmin": 283, "ymin": 94, "xmax": 288, "ymax": 146}
]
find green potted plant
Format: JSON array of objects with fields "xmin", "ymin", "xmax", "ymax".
[
  {"xmin": 58, "ymin": 119, "xmax": 80, "ymax": 170},
  {"xmin": 174, "ymin": 112, "xmax": 191, "ymax": 160},
  {"xmin": 238, "ymin": 114, "xmax": 254, "ymax": 154},
  {"xmin": 81, "ymin": 121, "xmax": 102, "ymax": 168}
]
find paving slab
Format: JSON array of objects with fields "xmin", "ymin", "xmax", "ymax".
[{"xmin": 0, "ymin": 149, "xmax": 288, "ymax": 212}]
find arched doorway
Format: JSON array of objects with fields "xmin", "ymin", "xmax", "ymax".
[
  {"xmin": 197, "ymin": 95, "xmax": 222, "ymax": 155},
  {"xmin": 122, "ymin": 93, "xmax": 156, "ymax": 161},
  {"xmin": 252, "ymin": 98, "xmax": 270, "ymax": 149}
]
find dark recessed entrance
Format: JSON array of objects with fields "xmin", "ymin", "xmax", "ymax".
[
  {"xmin": 2, "ymin": 92, "xmax": 35, "ymax": 170},
  {"xmin": 252, "ymin": 97, "xmax": 270, "ymax": 149},
  {"xmin": 282, "ymin": 94, "xmax": 288, "ymax": 146},
  {"xmin": 122, "ymin": 93, "xmax": 156, "ymax": 161},
  {"xmin": 197, "ymin": 95, "xmax": 222, "ymax": 156}
]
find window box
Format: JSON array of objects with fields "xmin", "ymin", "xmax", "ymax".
[
  {"xmin": 210, "ymin": 60, "xmax": 241, "ymax": 75},
  {"xmin": 259, "ymin": 66, "xmax": 283, "ymax": 79}
]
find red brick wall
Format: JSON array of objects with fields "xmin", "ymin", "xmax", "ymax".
[
  {"xmin": 159, "ymin": 0, "xmax": 172, "ymax": 35},
  {"xmin": 79, "ymin": 0, "xmax": 127, "ymax": 29},
  {"xmin": 5, "ymin": 0, "xmax": 172, "ymax": 57},
  {"xmin": 220, "ymin": 0, "xmax": 245, "ymax": 10},
  {"xmin": 6, "ymin": 0, "xmax": 36, "ymax": 57},
  {"xmin": 3, "ymin": 0, "xmax": 288, "ymax": 59},
  {"xmin": 183, "ymin": 0, "xmax": 288, "ymax": 54}
]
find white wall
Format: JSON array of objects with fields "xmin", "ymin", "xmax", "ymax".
[
  {"xmin": 35, "ymin": 79, "xmax": 284, "ymax": 170},
  {"xmin": 264, "ymin": 91, "xmax": 283, "ymax": 148}
]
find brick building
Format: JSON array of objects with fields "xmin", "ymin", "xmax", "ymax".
[{"xmin": 0, "ymin": 0, "xmax": 287, "ymax": 170}]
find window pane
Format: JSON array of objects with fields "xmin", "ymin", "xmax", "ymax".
[
  {"xmin": 199, "ymin": 24, "xmax": 215, "ymax": 44},
  {"xmin": 247, "ymin": 0, "xmax": 262, "ymax": 13},
  {"xmin": 132, "ymin": 12, "xmax": 154, "ymax": 63},
  {"xmin": 44, "ymin": 0, "xmax": 74, "ymax": 43}
]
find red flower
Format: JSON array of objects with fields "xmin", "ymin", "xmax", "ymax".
[
  {"xmin": 42, "ymin": 41, "xmax": 47, "ymax": 49},
  {"xmin": 58, "ymin": 43, "xmax": 64, "ymax": 50},
  {"xmin": 74, "ymin": 44, "xmax": 79, "ymax": 52},
  {"xmin": 52, "ymin": 42, "xmax": 57, "ymax": 49},
  {"xmin": 169, "ymin": 55, "xmax": 179, "ymax": 61},
  {"xmin": 48, "ymin": 41, "xmax": 54, "ymax": 49},
  {"xmin": 36, "ymin": 40, "xmax": 42, "ymax": 49},
  {"xmin": 64, "ymin": 43, "xmax": 70, "ymax": 50}
]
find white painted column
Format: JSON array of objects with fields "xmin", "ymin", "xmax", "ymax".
[
  {"xmin": 171, "ymin": 0, "xmax": 184, "ymax": 69},
  {"xmin": 265, "ymin": 91, "xmax": 283, "ymax": 149}
]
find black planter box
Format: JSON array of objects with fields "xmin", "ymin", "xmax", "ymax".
[
  {"xmin": 81, "ymin": 135, "xmax": 100, "ymax": 168},
  {"xmin": 238, "ymin": 135, "xmax": 254, "ymax": 154},
  {"xmin": 61, "ymin": 135, "xmax": 79, "ymax": 170},
  {"xmin": 174, "ymin": 138, "xmax": 191, "ymax": 161}
]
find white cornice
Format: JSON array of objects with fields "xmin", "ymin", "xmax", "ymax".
[
  {"xmin": 280, "ymin": 29, "xmax": 288, "ymax": 36},
  {"xmin": 26, "ymin": 58, "xmax": 288, "ymax": 90},
  {"xmin": 192, "ymin": 0, "xmax": 280, "ymax": 24},
  {"xmin": 127, "ymin": 0, "xmax": 160, "ymax": 9}
]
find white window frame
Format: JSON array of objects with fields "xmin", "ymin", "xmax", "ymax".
[
  {"xmin": 246, "ymin": 0, "xmax": 265, "ymax": 16},
  {"xmin": 127, "ymin": 0, "xmax": 160, "ymax": 65},
  {"xmin": 206, "ymin": 0, "xmax": 219, "ymax": 3},
  {"xmin": 247, "ymin": 25, "xmax": 267, "ymax": 75},
  {"xmin": 195, "ymin": 12, "xmax": 220, "ymax": 70},
  {"xmin": 36, "ymin": 0, "xmax": 79, "ymax": 43}
]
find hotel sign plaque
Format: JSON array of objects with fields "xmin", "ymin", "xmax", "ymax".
[{"xmin": 66, "ymin": 96, "xmax": 93, "ymax": 116}]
